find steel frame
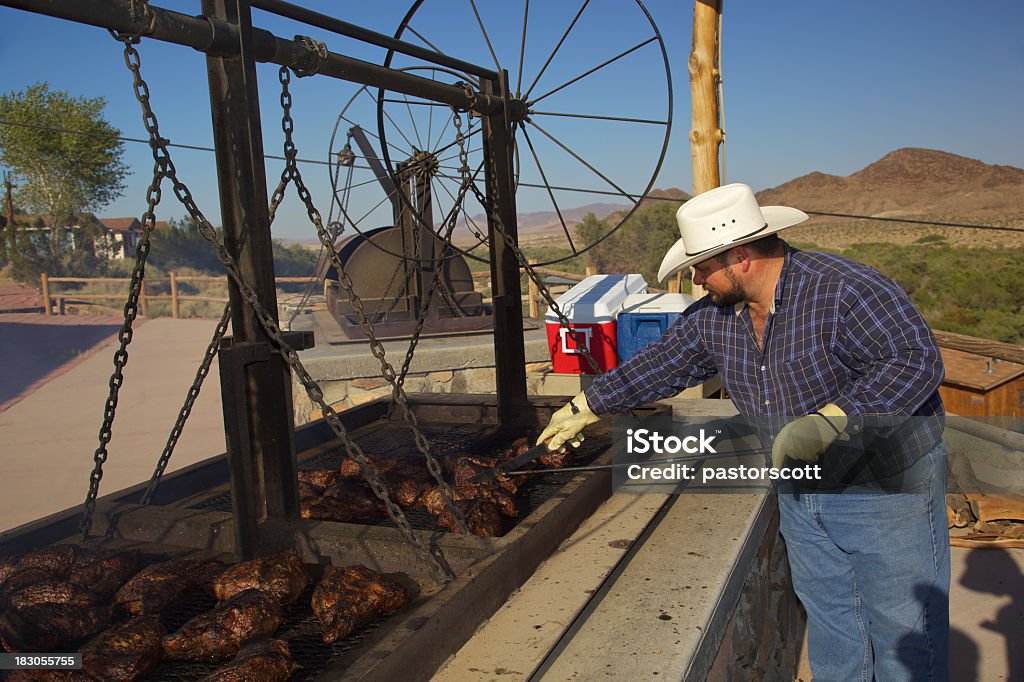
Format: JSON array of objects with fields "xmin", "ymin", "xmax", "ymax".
[{"xmin": 1, "ymin": 0, "xmax": 529, "ymax": 556}]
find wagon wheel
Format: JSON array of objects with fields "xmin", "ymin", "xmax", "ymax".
[
  {"xmin": 326, "ymin": 66, "xmax": 498, "ymax": 265},
  {"xmin": 376, "ymin": 0, "xmax": 673, "ymax": 267}
]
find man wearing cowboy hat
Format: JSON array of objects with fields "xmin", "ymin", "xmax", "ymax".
[{"xmin": 538, "ymin": 183, "xmax": 949, "ymax": 680}]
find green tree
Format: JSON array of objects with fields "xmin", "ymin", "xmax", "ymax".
[{"xmin": 0, "ymin": 83, "xmax": 128, "ymax": 248}]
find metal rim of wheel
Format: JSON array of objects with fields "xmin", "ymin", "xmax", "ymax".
[{"xmin": 375, "ymin": 0, "xmax": 674, "ymax": 267}]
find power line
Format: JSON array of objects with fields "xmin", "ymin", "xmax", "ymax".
[
  {"xmin": 803, "ymin": 210, "xmax": 1024, "ymax": 234},
  {"xmin": 0, "ymin": 118, "xmax": 332, "ymax": 168},
  {"xmin": 3, "ymin": 118, "xmax": 1021, "ymax": 236}
]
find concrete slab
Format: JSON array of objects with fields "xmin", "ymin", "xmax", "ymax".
[
  {"xmin": 0, "ymin": 318, "xmax": 228, "ymax": 533},
  {"xmin": 949, "ymin": 546, "xmax": 1024, "ymax": 682},
  {"xmin": 434, "ymin": 398, "xmax": 755, "ymax": 681}
]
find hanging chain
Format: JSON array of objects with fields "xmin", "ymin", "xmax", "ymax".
[
  {"xmin": 276, "ymin": 67, "xmax": 468, "ymax": 536},
  {"xmin": 465, "ymin": 163, "xmax": 603, "ymax": 374},
  {"xmin": 80, "ymin": 33, "xmax": 169, "ymax": 540},
  {"xmin": 141, "ymin": 302, "xmax": 231, "ymax": 504},
  {"xmin": 108, "ymin": 41, "xmax": 454, "ymax": 581}
]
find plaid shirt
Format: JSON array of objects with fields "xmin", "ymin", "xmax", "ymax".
[{"xmin": 586, "ymin": 244, "xmax": 945, "ymax": 482}]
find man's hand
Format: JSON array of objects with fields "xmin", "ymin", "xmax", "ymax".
[
  {"xmin": 537, "ymin": 391, "xmax": 601, "ymax": 452},
  {"xmin": 771, "ymin": 403, "xmax": 850, "ymax": 469}
]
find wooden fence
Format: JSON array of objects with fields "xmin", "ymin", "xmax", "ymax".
[
  {"xmin": 40, "ymin": 264, "xmax": 676, "ymax": 321},
  {"xmin": 40, "ymin": 273, "xmax": 312, "ymax": 319}
]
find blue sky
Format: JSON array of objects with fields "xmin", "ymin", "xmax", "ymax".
[{"xmin": 1, "ymin": 0, "xmax": 1022, "ymax": 241}]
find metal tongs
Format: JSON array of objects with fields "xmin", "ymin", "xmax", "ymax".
[{"xmin": 468, "ymin": 442, "xmax": 553, "ymax": 483}]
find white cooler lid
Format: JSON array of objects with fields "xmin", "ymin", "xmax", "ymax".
[
  {"xmin": 620, "ymin": 292, "xmax": 696, "ymax": 314},
  {"xmin": 545, "ymin": 274, "xmax": 648, "ymax": 324}
]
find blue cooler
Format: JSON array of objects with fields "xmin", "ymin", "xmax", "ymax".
[{"xmin": 616, "ymin": 293, "xmax": 696, "ymax": 362}]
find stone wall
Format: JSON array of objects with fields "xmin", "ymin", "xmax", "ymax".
[{"xmin": 706, "ymin": 501, "xmax": 806, "ymax": 681}]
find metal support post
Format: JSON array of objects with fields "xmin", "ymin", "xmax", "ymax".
[
  {"xmin": 204, "ymin": 0, "xmax": 299, "ymax": 555},
  {"xmin": 481, "ymin": 73, "xmax": 529, "ymax": 423}
]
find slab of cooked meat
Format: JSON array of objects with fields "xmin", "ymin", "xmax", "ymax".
[
  {"xmin": 199, "ymin": 637, "xmax": 299, "ymax": 682},
  {"xmin": 162, "ymin": 589, "xmax": 283, "ymax": 663},
  {"xmin": 450, "ymin": 455, "xmax": 521, "ymax": 495},
  {"xmin": 80, "ymin": 615, "xmax": 164, "ymax": 682},
  {"xmin": 418, "ymin": 483, "xmax": 517, "ymax": 520},
  {"xmin": 0, "ymin": 546, "xmax": 78, "ymax": 583},
  {"xmin": 210, "ymin": 549, "xmax": 309, "ymax": 605},
  {"xmin": 6, "ymin": 580, "xmax": 100, "ymax": 611},
  {"xmin": 339, "ymin": 451, "xmax": 423, "ymax": 479},
  {"xmin": 436, "ymin": 499, "xmax": 506, "ymax": 537},
  {"xmin": 300, "ymin": 481, "xmax": 387, "ymax": 522},
  {"xmin": 538, "ymin": 447, "xmax": 576, "ymax": 468},
  {"xmin": 311, "ymin": 565, "xmax": 411, "ymax": 644},
  {"xmin": 0, "ymin": 601, "xmax": 110, "ymax": 652},
  {"xmin": 112, "ymin": 558, "xmax": 202, "ymax": 616},
  {"xmin": 68, "ymin": 550, "xmax": 140, "ymax": 599},
  {"xmin": 297, "ymin": 468, "xmax": 340, "ymax": 491}
]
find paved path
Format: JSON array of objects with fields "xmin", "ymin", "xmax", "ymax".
[
  {"xmin": 0, "ymin": 313, "xmax": 127, "ymax": 411},
  {"xmin": 0, "ymin": 317, "xmax": 227, "ymax": 534}
]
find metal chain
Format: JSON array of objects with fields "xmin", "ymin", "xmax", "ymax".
[
  {"xmin": 141, "ymin": 302, "xmax": 232, "ymax": 504},
  {"xmin": 465, "ymin": 178, "xmax": 603, "ymax": 374},
  {"xmin": 276, "ymin": 67, "xmax": 468, "ymax": 536},
  {"xmin": 81, "ymin": 33, "xmax": 169, "ymax": 539},
  {"xmin": 110, "ymin": 41, "xmax": 454, "ymax": 581},
  {"xmin": 284, "ymin": 150, "xmax": 352, "ymax": 330}
]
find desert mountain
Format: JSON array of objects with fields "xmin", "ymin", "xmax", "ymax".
[{"xmin": 756, "ymin": 148, "xmax": 1024, "ymax": 220}]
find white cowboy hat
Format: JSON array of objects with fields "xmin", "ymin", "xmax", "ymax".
[{"xmin": 657, "ymin": 183, "xmax": 808, "ymax": 282}]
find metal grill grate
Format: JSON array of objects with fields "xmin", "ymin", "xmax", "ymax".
[{"xmin": 191, "ymin": 423, "xmax": 609, "ymax": 535}]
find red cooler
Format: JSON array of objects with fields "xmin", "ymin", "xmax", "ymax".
[{"xmin": 545, "ymin": 274, "xmax": 647, "ymax": 374}]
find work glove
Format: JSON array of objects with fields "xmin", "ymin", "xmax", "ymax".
[
  {"xmin": 771, "ymin": 403, "xmax": 850, "ymax": 469},
  {"xmin": 536, "ymin": 391, "xmax": 601, "ymax": 452}
]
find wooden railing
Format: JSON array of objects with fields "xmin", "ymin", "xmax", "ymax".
[
  {"xmin": 40, "ymin": 265, "xmax": 663, "ymax": 321},
  {"xmin": 40, "ymin": 272, "xmax": 312, "ymax": 318}
]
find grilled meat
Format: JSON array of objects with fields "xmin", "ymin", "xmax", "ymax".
[
  {"xmin": 301, "ymin": 481, "xmax": 386, "ymax": 522},
  {"xmin": 297, "ymin": 468, "xmax": 340, "ymax": 491},
  {"xmin": 436, "ymin": 499, "xmax": 506, "ymax": 537},
  {"xmin": 210, "ymin": 549, "xmax": 309, "ymax": 605},
  {"xmin": 539, "ymin": 448, "xmax": 576, "ymax": 468},
  {"xmin": 311, "ymin": 565, "xmax": 410, "ymax": 644},
  {"xmin": 339, "ymin": 452, "xmax": 424, "ymax": 479},
  {"xmin": 0, "ymin": 602, "xmax": 110, "ymax": 652},
  {"xmin": 6, "ymin": 580, "xmax": 100, "ymax": 611},
  {"xmin": 419, "ymin": 482, "xmax": 517, "ymax": 520},
  {"xmin": 0, "ymin": 567, "xmax": 64, "ymax": 607},
  {"xmin": 199, "ymin": 637, "xmax": 299, "ymax": 682},
  {"xmin": 68, "ymin": 550, "xmax": 140, "ymax": 599},
  {"xmin": 80, "ymin": 615, "xmax": 164, "ymax": 682},
  {"xmin": 450, "ymin": 455, "xmax": 521, "ymax": 495},
  {"xmin": 112, "ymin": 558, "xmax": 202, "ymax": 616},
  {"xmin": 298, "ymin": 480, "xmax": 322, "ymax": 502},
  {"xmin": 0, "ymin": 546, "xmax": 78, "ymax": 583},
  {"xmin": 162, "ymin": 589, "xmax": 283, "ymax": 663}
]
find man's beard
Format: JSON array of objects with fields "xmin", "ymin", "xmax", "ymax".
[{"xmin": 706, "ymin": 267, "xmax": 746, "ymax": 307}]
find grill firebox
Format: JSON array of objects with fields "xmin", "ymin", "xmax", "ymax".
[{"xmin": 0, "ymin": 394, "xmax": 670, "ymax": 680}]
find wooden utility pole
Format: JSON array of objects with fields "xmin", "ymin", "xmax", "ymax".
[
  {"xmin": 3, "ymin": 173, "xmax": 16, "ymax": 260},
  {"xmin": 689, "ymin": 0, "xmax": 725, "ymax": 398},
  {"xmin": 679, "ymin": 0, "xmax": 725, "ymax": 300}
]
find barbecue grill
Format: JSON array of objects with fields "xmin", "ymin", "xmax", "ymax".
[{"xmin": 1, "ymin": 395, "xmax": 671, "ymax": 680}]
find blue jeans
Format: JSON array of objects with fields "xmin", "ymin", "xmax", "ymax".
[{"xmin": 778, "ymin": 442, "xmax": 950, "ymax": 681}]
